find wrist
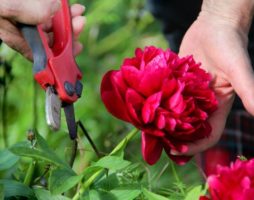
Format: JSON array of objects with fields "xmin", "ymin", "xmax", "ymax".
[{"xmin": 200, "ymin": 0, "xmax": 254, "ymax": 32}]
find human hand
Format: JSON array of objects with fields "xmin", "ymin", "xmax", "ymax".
[
  {"xmin": 0, "ymin": 0, "xmax": 86, "ymax": 59},
  {"xmin": 171, "ymin": 0, "xmax": 254, "ymax": 156}
]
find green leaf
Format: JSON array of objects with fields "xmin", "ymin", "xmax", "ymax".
[
  {"xmin": 109, "ymin": 138, "xmax": 128, "ymax": 158},
  {"xmin": 109, "ymin": 187, "xmax": 141, "ymax": 200},
  {"xmin": 94, "ymin": 156, "xmax": 131, "ymax": 171},
  {"xmin": 9, "ymin": 142, "xmax": 70, "ymax": 170},
  {"xmin": 0, "ymin": 184, "xmax": 4, "ymax": 200},
  {"xmin": 85, "ymin": 187, "xmax": 141, "ymax": 200},
  {"xmin": 142, "ymin": 188, "xmax": 168, "ymax": 200},
  {"xmin": 184, "ymin": 185, "xmax": 207, "ymax": 200},
  {"xmin": 0, "ymin": 179, "xmax": 34, "ymax": 199},
  {"xmin": 0, "ymin": 149, "xmax": 19, "ymax": 171},
  {"xmin": 35, "ymin": 131, "xmax": 55, "ymax": 155},
  {"xmin": 94, "ymin": 173, "xmax": 120, "ymax": 191},
  {"xmin": 110, "ymin": 128, "xmax": 138, "ymax": 157},
  {"xmin": 49, "ymin": 168, "xmax": 83, "ymax": 195},
  {"xmin": 34, "ymin": 188, "xmax": 71, "ymax": 200}
]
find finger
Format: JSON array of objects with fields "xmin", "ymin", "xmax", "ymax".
[
  {"xmin": 72, "ymin": 16, "xmax": 86, "ymax": 39},
  {"xmin": 0, "ymin": 0, "xmax": 61, "ymax": 24},
  {"xmin": 170, "ymin": 92, "xmax": 234, "ymax": 156},
  {"xmin": 70, "ymin": 4, "xmax": 85, "ymax": 17},
  {"xmin": 41, "ymin": 20, "xmax": 53, "ymax": 33},
  {"xmin": 0, "ymin": 18, "xmax": 32, "ymax": 60},
  {"xmin": 225, "ymin": 50, "xmax": 254, "ymax": 115},
  {"xmin": 73, "ymin": 41, "xmax": 83, "ymax": 56}
]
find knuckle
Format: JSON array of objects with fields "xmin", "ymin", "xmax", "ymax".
[{"xmin": 0, "ymin": 1, "xmax": 19, "ymax": 19}]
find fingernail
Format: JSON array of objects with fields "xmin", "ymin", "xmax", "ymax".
[
  {"xmin": 81, "ymin": 5, "xmax": 86, "ymax": 13},
  {"xmin": 170, "ymin": 150, "xmax": 180, "ymax": 155},
  {"xmin": 50, "ymin": 0, "xmax": 61, "ymax": 16}
]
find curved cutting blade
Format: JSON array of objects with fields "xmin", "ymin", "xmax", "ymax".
[
  {"xmin": 63, "ymin": 103, "xmax": 77, "ymax": 140},
  {"xmin": 45, "ymin": 87, "xmax": 61, "ymax": 131}
]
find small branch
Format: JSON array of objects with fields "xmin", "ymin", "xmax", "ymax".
[{"xmin": 77, "ymin": 120, "xmax": 101, "ymax": 158}]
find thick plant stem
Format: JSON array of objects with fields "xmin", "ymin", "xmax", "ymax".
[{"xmin": 72, "ymin": 128, "xmax": 139, "ymax": 200}]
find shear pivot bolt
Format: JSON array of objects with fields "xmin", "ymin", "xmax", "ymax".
[
  {"xmin": 75, "ymin": 80, "xmax": 83, "ymax": 98},
  {"xmin": 64, "ymin": 81, "xmax": 75, "ymax": 96}
]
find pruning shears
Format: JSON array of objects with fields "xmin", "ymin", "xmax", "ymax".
[{"xmin": 20, "ymin": 0, "xmax": 83, "ymax": 140}]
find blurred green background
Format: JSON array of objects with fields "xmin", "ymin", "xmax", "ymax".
[{"xmin": 0, "ymin": 0, "xmax": 203, "ymax": 198}]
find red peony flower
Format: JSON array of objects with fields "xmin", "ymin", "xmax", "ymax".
[
  {"xmin": 204, "ymin": 158, "xmax": 254, "ymax": 200},
  {"xmin": 199, "ymin": 196, "xmax": 210, "ymax": 200},
  {"xmin": 100, "ymin": 46, "xmax": 217, "ymax": 165}
]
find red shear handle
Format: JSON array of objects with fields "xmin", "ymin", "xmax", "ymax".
[{"xmin": 35, "ymin": 0, "xmax": 82, "ymax": 104}]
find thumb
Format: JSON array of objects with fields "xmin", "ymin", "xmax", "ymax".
[
  {"xmin": 227, "ymin": 51, "xmax": 254, "ymax": 115},
  {"xmin": 0, "ymin": 0, "xmax": 61, "ymax": 24}
]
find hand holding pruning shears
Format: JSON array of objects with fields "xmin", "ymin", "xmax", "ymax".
[
  {"xmin": 0, "ymin": 0, "xmax": 86, "ymax": 139},
  {"xmin": 0, "ymin": 0, "xmax": 85, "ymax": 59}
]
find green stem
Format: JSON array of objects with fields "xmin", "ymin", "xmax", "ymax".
[
  {"xmin": 170, "ymin": 161, "xmax": 185, "ymax": 195},
  {"xmin": 1, "ymin": 63, "xmax": 8, "ymax": 148},
  {"xmin": 72, "ymin": 128, "xmax": 139, "ymax": 200},
  {"xmin": 110, "ymin": 128, "xmax": 138, "ymax": 155},
  {"xmin": 33, "ymin": 80, "xmax": 38, "ymax": 130},
  {"xmin": 24, "ymin": 80, "xmax": 38, "ymax": 186},
  {"xmin": 23, "ymin": 160, "xmax": 36, "ymax": 186}
]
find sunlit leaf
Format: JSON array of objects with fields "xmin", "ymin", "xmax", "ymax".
[
  {"xmin": 142, "ymin": 188, "xmax": 168, "ymax": 200},
  {"xmin": 108, "ymin": 187, "xmax": 141, "ymax": 200},
  {"xmin": 184, "ymin": 186, "xmax": 204, "ymax": 200},
  {"xmin": 94, "ymin": 156, "xmax": 131, "ymax": 171},
  {"xmin": 184, "ymin": 185, "xmax": 207, "ymax": 200}
]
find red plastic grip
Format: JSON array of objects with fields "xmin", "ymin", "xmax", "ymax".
[{"xmin": 35, "ymin": 0, "xmax": 82, "ymax": 104}]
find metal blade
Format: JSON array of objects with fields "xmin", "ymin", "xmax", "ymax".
[
  {"xmin": 63, "ymin": 104, "xmax": 77, "ymax": 140},
  {"xmin": 45, "ymin": 87, "xmax": 61, "ymax": 131}
]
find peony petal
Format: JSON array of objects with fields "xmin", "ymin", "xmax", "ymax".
[
  {"xmin": 142, "ymin": 92, "xmax": 162, "ymax": 124},
  {"xmin": 141, "ymin": 132, "xmax": 163, "ymax": 165},
  {"xmin": 207, "ymin": 176, "xmax": 226, "ymax": 200},
  {"xmin": 121, "ymin": 65, "xmax": 142, "ymax": 90},
  {"xmin": 155, "ymin": 112, "xmax": 166, "ymax": 129},
  {"xmin": 165, "ymin": 117, "xmax": 177, "ymax": 132},
  {"xmin": 142, "ymin": 128, "xmax": 165, "ymax": 137},
  {"xmin": 101, "ymin": 71, "xmax": 131, "ymax": 122},
  {"xmin": 241, "ymin": 176, "xmax": 251, "ymax": 189},
  {"xmin": 125, "ymin": 89, "xmax": 145, "ymax": 125},
  {"xmin": 199, "ymin": 196, "xmax": 211, "ymax": 200},
  {"xmin": 161, "ymin": 78, "xmax": 177, "ymax": 100},
  {"xmin": 138, "ymin": 67, "xmax": 170, "ymax": 96},
  {"xmin": 166, "ymin": 81, "xmax": 186, "ymax": 113}
]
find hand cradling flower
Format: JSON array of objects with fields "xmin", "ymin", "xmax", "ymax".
[{"xmin": 101, "ymin": 46, "xmax": 217, "ymax": 165}]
